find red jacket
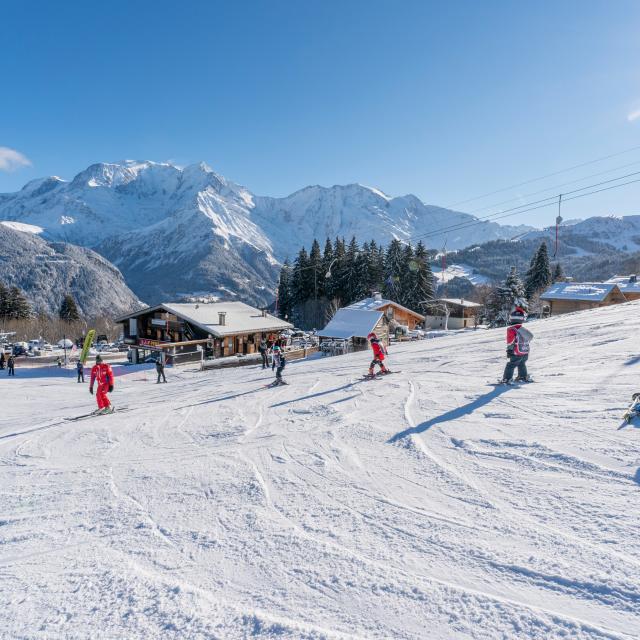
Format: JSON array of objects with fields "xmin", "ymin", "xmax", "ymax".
[
  {"xmin": 506, "ymin": 324, "xmax": 529, "ymax": 356},
  {"xmin": 371, "ymin": 339, "xmax": 385, "ymax": 360},
  {"xmin": 90, "ymin": 362, "xmax": 114, "ymax": 388}
]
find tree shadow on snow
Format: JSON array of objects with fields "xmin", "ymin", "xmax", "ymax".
[{"xmin": 388, "ymin": 385, "xmax": 515, "ymax": 444}]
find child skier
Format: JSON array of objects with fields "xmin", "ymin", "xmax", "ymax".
[
  {"xmin": 500, "ymin": 306, "xmax": 532, "ymax": 384},
  {"xmin": 367, "ymin": 332, "xmax": 389, "ymax": 377},
  {"xmin": 89, "ymin": 354, "xmax": 115, "ymax": 414},
  {"xmin": 271, "ymin": 345, "xmax": 287, "ymax": 385}
]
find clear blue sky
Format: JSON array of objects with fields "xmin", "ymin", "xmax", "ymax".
[{"xmin": 1, "ymin": 0, "xmax": 639, "ymax": 227}]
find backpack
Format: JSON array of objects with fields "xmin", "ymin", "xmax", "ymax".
[{"xmin": 516, "ymin": 326, "xmax": 533, "ymax": 353}]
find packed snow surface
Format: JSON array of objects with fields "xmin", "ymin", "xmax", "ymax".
[
  {"xmin": 432, "ymin": 262, "xmax": 490, "ymax": 286},
  {"xmin": 2, "ymin": 302, "xmax": 640, "ymax": 639}
]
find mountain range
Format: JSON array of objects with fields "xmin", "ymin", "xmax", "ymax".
[{"xmin": 0, "ymin": 161, "xmax": 533, "ymax": 309}]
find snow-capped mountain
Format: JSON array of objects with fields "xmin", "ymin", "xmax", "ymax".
[
  {"xmin": 0, "ymin": 160, "xmax": 533, "ymax": 305},
  {"xmin": 0, "ymin": 222, "xmax": 140, "ymax": 317}
]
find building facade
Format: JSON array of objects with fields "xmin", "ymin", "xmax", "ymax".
[
  {"xmin": 423, "ymin": 298, "xmax": 482, "ymax": 330},
  {"xmin": 116, "ymin": 302, "xmax": 293, "ymax": 364},
  {"xmin": 540, "ymin": 283, "xmax": 628, "ymax": 315}
]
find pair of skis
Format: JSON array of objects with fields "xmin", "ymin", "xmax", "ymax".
[
  {"xmin": 65, "ymin": 407, "xmax": 131, "ymax": 422},
  {"xmin": 361, "ymin": 370, "xmax": 399, "ymax": 381}
]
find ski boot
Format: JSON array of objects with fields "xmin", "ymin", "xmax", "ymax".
[{"xmin": 515, "ymin": 376, "xmax": 533, "ymax": 383}]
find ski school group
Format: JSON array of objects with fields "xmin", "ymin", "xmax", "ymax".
[{"xmin": 53, "ymin": 304, "xmax": 639, "ymax": 424}]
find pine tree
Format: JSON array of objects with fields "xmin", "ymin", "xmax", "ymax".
[
  {"xmin": 59, "ymin": 294, "xmax": 80, "ymax": 321},
  {"xmin": 368, "ymin": 240, "xmax": 385, "ymax": 292},
  {"xmin": 412, "ymin": 241, "xmax": 435, "ymax": 310},
  {"xmin": 552, "ymin": 262, "xmax": 564, "ymax": 283},
  {"xmin": 308, "ymin": 239, "xmax": 323, "ymax": 299},
  {"xmin": 384, "ymin": 239, "xmax": 404, "ymax": 300},
  {"xmin": 277, "ymin": 260, "xmax": 293, "ymax": 320},
  {"xmin": 525, "ymin": 242, "xmax": 552, "ymax": 297},
  {"xmin": 504, "ymin": 266, "xmax": 528, "ymax": 310},
  {"xmin": 486, "ymin": 266, "xmax": 527, "ymax": 324},
  {"xmin": 327, "ymin": 237, "xmax": 347, "ymax": 304},
  {"xmin": 291, "ymin": 247, "xmax": 311, "ymax": 306},
  {"xmin": 0, "ymin": 282, "xmax": 9, "ymax": 320},
  {"xmin": 353, "ymin": 242, "xmax": 372, "ymax": 301},
  {"xmin": 398, "ymin": 243, "xmax": 415, "ymax": 307},
  {"xmin": 343, "ymin": 236, "xmax": 360, "ymax": 304},
  {"xmin": 8, "ymin": 286, "xmax": 32, "ymax": 319}
]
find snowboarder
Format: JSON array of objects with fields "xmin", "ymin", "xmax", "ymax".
[
  {"xmin": 7, "ymin": 355, "xmax": 15, "ymax": 376},
  {"xmin": 156, "ymin": 358, "xmax": 167, "ymax": 383},
  {"xmin": 76, "ymin": 360, "xmax": 85, "ymax": 383},
  {"xmin": 89, "ymin": 354, "xmax": 114, "ymax": 414},
  {"xmin": 367, "ymin": 332, "xmax": 388, "ymax": 377},
  {"xmin": 500, "ymin": 306, "xmax": 531, "ymax": 384},
  {"xmin": 272, "ymin": 345, "xmax": 286, "ymax": 385},
  {"xmin": 258, "ymin": 338, "xmax": 269, "ymax": 369}
]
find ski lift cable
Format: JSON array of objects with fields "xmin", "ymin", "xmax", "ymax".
[
  {"xmin": 413, "ymin": 175, "xmax": 640, "ymax": 242},
  {"xmin": 446, "ymin": 143, "xmax": 640, "ymax": 209},
  {"xmin": 467, "ymin": 158, "xmax": 640, "ymax": 215},
  {"xmin": 409, "ymin": 169, "xmax": 640, "ymax": 244}
]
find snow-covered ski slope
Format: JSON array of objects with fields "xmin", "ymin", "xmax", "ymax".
[{"xmin": 2, "ymin": 303, "xmax": 640, "ymax": 640}]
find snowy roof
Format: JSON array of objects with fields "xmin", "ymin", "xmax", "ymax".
[
  {"xmin": 347, "ymin": 297, "xmax": 425, "ymax": 319},
  {"xmin": 116, "ymin": 302, "xmax": 292, "ymax": 337},
  {"xmin": 605, "ymin": 275, "xmax": 640, "ymax": 294},
  {"xmin": 319, "ymin": 309, "xmax": 383, "ymax": 339},
  {"xmin": 540, "ymin": 283, "xmax": 620, "ymax": 302},
  {"xmin": 436, "ymin": 298, "xmax": 483, "ymax": 308}
]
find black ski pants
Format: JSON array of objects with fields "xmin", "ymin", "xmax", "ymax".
[
  {"xmin": 503, "ymin": 353, "xmax": 528, "ymax": 382},
  {"xmin": 157, "ymin": 370, "xmax": 167, "ymax": 383},
  {"xmin": 276, "ymin": 365, "xmax": 285, "ymax": 380},
  {"xmin": 260, "ymin": 351, "xmax": 268, "ymax": 368},
  {"xmin": 77, "ymin": 370, "xmax": 84, "ymax": 383},
  {"xmin": 8, "ymin": 365, "xmax": 15, "ymax": 376}
]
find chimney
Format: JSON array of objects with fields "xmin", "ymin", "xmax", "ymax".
[
  {"xmin": 261, "ymin": 308, "xmax": 267, "ymax": 317},
  {"xmin": 630, "ymin": 274, "xmax": 637, "ymax": 283},
  {"xmin": 218, "ymin": 312, "xmax": 226, "ymax": 326},
  {"xmin": 373, "ymin": 292, "xmax": 382, "ymax": 302}
]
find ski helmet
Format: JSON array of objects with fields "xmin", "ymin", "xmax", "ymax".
[
  {"xmin": 95, "ymin": 354, "xmax": 103, "ymax": 363},
  {"xmin": 367, "ymin": 332, "xmax": 377, "ymax": 340},
  {"xmin": 272, "ymin": 345, "xmax": 281, "ymax": 351},
  {"xmin": 509, "ymin": 307, "xmax": 526, "ymax": 324}
]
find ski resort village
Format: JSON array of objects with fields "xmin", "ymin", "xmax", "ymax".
[{"xmin": 3, "ymin": 3, "xmax": 640, "ymax": 639}]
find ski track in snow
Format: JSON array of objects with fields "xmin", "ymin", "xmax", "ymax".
[{"xmin": 2, "ymin": 302, "xmax": 640, "ymax": 639}]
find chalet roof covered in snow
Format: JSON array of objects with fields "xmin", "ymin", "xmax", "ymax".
[
  {"xmin": 435, "ymin": 298, "xmax": 483, "ymax": 309},
  {"xmin": 540, "ymin": 282, "xmax": 621, "ymax": 302},
  {"xmin": 605, "ymin": 275, "xmax": 640, "ymax": 294},
  {"xmin": 116, "ymin": 301, "xmax": 292, "ymax": 337},
  {"xmin": 347, "ymin": 296, "xmax": 425, "ymax": 319},
  {"xmin": 319, "ymin": 308, "xmax": 383, "ymax": 340}
]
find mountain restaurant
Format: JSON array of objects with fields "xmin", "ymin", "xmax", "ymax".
[{"xmin": 116, "ymin": 302, "xmax": 293, "ymax": 365}]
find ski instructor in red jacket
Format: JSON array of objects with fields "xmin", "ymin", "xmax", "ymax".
[{"xmin": 90, "ymin": 355, "xmax": 115, "ymax": 414}]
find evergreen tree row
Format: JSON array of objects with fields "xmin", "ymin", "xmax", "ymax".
[{"xmin": 277, "ymin": 237, "xmax": 436, "ymax": 321}]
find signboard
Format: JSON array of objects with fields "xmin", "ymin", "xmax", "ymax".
[
  {"xmin": 151, "ymin": 318, "xmax": 167, "ymax": 327},
  {"xmin": 79, "ymin": 329, "xmax": 95, "ymax": 364},
  {"xmin": 138, "ymin": 338, "xmax": 160, "ymax": 347}
]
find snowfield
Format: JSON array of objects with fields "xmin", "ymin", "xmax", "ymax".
[{"xmin": 2, "ymin": 303, "xmax": 640, "ymax": 639}]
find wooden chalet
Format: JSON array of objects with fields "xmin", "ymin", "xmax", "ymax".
[
  {"xmin": 540, "ymin": 283, "xmax": 627, "ymax": 315},
  {"xmin": 318, "ymin": 308, "xmax": 389, "ymax": 356},
  {"xmin": 605, "ymin": 275, "xmax": 640, "ymax": 301},
  {"xmin": 423, "ymin": 298, "xmax": 482, "ymax": 330},
  {"xmin": 347, "ymin": 294, "xmax": 425, "ymax": 330},
  {"xmin": 116, "ymin": 302, "xmax": 292, "ymax": 364}
]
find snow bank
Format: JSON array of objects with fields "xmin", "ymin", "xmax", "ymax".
[{"xmin": 1, "ymin": 301, "xmax": 640, "ymax": 638}]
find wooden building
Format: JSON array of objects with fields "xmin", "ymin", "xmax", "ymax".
[
  {"xmin": 318, "ymin": 309, "xmax": 389, "ymax": 356},
  {"xmin": 116, "ymin": 302, "xmax": 292, "ymax": 364},
  {"xmin": 347, "ymin": 294, "xmax": 424, "ymax": 330},
  {"xmin": 423, "ymin": 298, "xmax": 482, "ymax": 330},
  {"xmin": 540, "ymin": 283, "xmax": 628, "ymax": 315},
  {"xmin": 605, "ymin": 275, "xmax": 640, "ymax": 301}
]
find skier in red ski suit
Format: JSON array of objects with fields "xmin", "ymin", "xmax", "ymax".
[
  {"xmin": 90, "ymin": 354, "xmax": 114, "ymax": 414},
  {"xmin": 367, "ymin": 332, "xmax": 388, "ymax": 376}
]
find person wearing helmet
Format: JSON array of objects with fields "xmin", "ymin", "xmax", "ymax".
[
  {"xmin": 367, "ymin": 332, "xmax": 388, "ymax": 377},
  {"xmin": 271, "ymin": 345, "xmax": 287, "ymax": 385},
  {"xmin": 89, "ymin": 354, "xmax": 115, "ymax": 414},
  {"xmin": 500, "ymin": 306, "xmax": 531, "ymax": 384}
]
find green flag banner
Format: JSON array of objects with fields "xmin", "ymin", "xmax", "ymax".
[{"xmin": 79, "ymin": 329, "xmax": 95, "ymax": 364}]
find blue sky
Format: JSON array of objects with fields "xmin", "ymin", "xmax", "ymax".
[{"xmin": 1, "ymin": 0, "xmax": 639, "ymax": 227}]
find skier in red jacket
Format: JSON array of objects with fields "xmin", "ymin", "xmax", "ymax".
[
  {"xmin": 90, "ymin": 355, "xmax": 115, "ymax": 414},
  {"xmin": 500, "ymin": 306, "xmax": 531, "ymax": 384},
  {"xmin": 367, "ymin": 332, "xmax": 389, "ymax": 377}
]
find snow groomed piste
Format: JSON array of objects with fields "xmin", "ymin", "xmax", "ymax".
[{"xmin": 1, "ymin": 302, "xmax": 640, "ymax": 639}]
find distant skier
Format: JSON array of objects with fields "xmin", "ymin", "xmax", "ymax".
[
  {"xmin": 76, "ymin": 360, "xmax": 85, "ymax": 383},
  {"xmin": 271, "ymin": 345, "xmax": 287, "ymax": 385},
  {"xmin": 367, "ymin": 332, "xmax": 389, "ymax": 377},
  {"xmin": 56, "ymin": 356, "xmax": 63, "ymax": 368},
  {"xmin": 0, "ymin": 352, "xmax": 5, "ymax": 369},
  {"xmin": 258, "ymin": 338, "xmax": 269, "ymax": 369},
  {"xmin": 500, "ymin": 306, "xmax": 532, "ymax": 384},
  {"xmin": 89, "ymin": 354, "xmax": 114, "ymax": 414},
  {"xmin": 7, "ymin": 355, "xmax": 15, "ymax": 376},
  {"xmin": 156, "ymin": 358, "xmax": 167, "ymax": 383}
]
